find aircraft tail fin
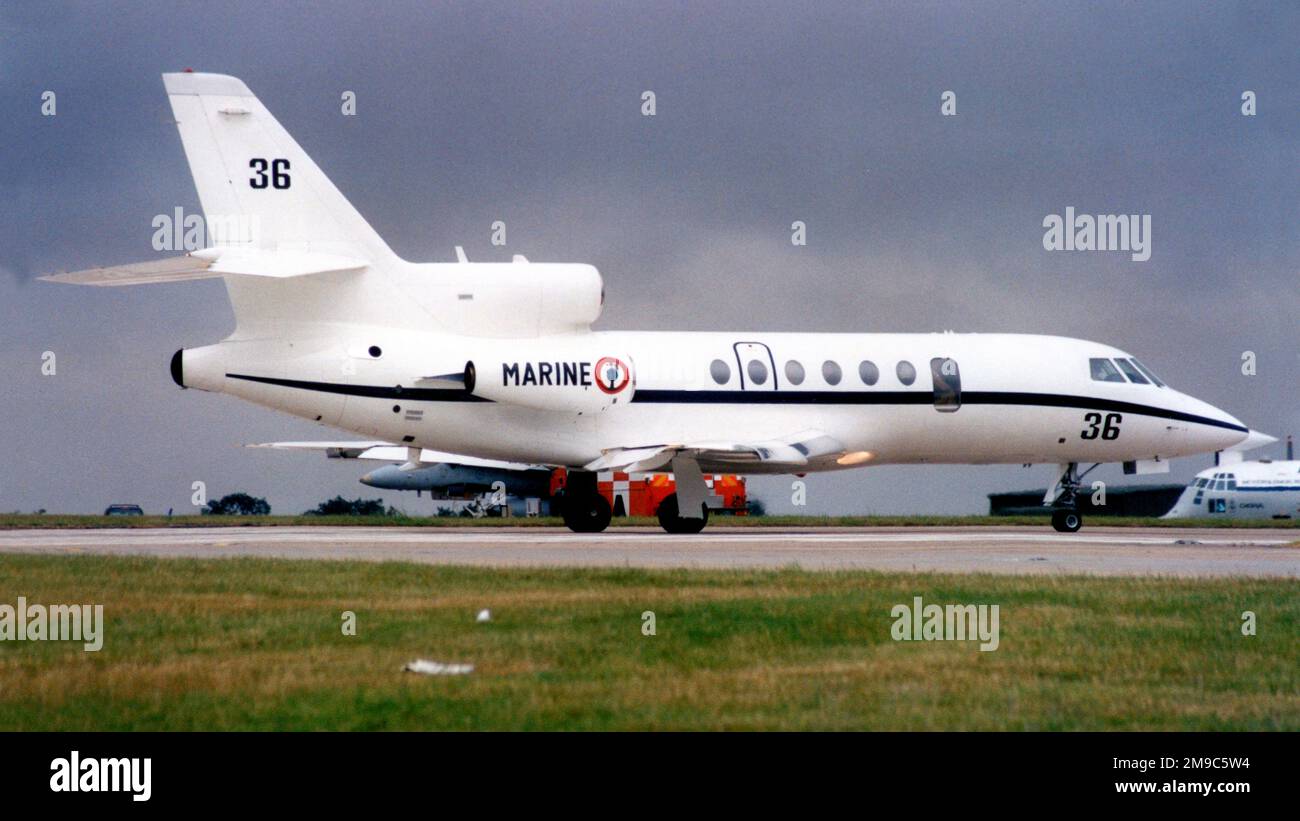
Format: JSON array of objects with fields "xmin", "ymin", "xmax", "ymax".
[{"xmin": 162, "ymin": 72, "xmax": 397, "ymax": 266}]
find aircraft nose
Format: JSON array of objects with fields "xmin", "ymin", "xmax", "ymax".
[
  {"xmin": 359, "ymin": 471, "xmax": 377, "ymax": 487},
  {"xmin": 1178, "ymin": 392, "xmax": 1248, "ymax": 450}
]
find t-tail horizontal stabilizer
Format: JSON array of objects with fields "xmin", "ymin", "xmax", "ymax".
[{"xmin": 39, "ymin": 248, "xmax": 368, "ymax": 287}]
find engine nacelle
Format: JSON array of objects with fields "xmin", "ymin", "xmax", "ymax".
[
  {"xmin": 465, "ymin": 347, "xmax": 635, "ymax": 413},
  {"xmin": 397, "ymin": 262, "xmax": 605, "ymax": 338}
]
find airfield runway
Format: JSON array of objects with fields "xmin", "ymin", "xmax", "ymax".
[{"xmin": 0, "ymin": 526, "xmax": 1297, "ymax": 577}]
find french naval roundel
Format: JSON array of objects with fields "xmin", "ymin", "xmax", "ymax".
[{"xmin": 594, "ymin": 357, "xmax": 630, "ymax": 394}]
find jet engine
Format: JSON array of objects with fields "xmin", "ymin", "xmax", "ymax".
[{"xmin": 397, "ymin": 262, "xmax": 606, "ymax": 338}]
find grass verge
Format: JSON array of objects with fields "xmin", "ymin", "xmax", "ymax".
[{"xmin": 0, "ymin": 555, "xmax": 1294, "ymax": 730}]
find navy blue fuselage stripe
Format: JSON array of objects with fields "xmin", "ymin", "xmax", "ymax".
[
  {"xmin": 225, "ymin": 374, "xmax": 1246, "ymax": 433},
  {"xmin": 226, "ymin": 373, "xmax": 490, "ymax": 402},
  {"xmin": 631, "ymin": 390, "xmax": 1246, "ymax": 432}
]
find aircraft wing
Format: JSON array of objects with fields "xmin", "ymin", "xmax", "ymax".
[
  {"xmin": 585, "ymin": 430, "xmax": 846, "ymax": 473},
  {"xmin": 247, "ymin": 441, "xmax": 550, "ymax": 471},
  {"xmin": 247, "ymin": 441, "xmax": 395, "ymax": 459}
]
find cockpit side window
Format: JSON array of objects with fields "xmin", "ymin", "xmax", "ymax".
[
  {"xmin": 1089, "ymin": 358, "xmax": 1125, "ymax": 382},
  {"xmin": 1114, "ymin": 358, "xmax": 1150, "ymax": 384},
  {"xmin": 1128, "ymin": 358, "xmax": 1165, "ymax": 387}
]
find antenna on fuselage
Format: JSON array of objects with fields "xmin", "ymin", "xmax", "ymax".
[{"xmin": 455, "ymin": 246, "xmax": 469, "ymax": 263}]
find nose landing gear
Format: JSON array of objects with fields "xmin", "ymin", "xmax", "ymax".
[
  {"xmin": 1046, "ymin": 462, "xmax": 1099, "ymax": 533},
  {"xmin": 1051, "ymin": 509, "xmax": 1082, "ymax": 533}
]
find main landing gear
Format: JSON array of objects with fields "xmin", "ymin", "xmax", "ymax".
[
  {"xmin": 559, "ymin": 455, "xmax": 716, "ymax": 535},
  {"xmin": 1045, "ymin": 462, "xmax": 1099, "ymax": 533},
  {"xmin": 657, "ymin": 493, "xmax": 709, "ymax": 534},
  {"xmin": 657, "ymin": 454, "xmax": 713, "ymax": 534},
  {"xmin": 559, "ymin": 471, "xmax": 611, "ymax": 533}
]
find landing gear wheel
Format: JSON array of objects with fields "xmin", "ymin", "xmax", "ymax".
[
  {"xmin": 561, "ymin": 493, "xmax": 612, "ymax": 533},
  {"xmin": 657, "ymin": 493, "xmax": 709, "ymax": 534},
  {"xmin": 1051, "ymin": 509, "xmax": 1082, "ymax": 533}
]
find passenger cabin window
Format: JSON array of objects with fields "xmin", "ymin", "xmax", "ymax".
[
  {"xmin": 1089, "ymin": 358, "xmax": 1125, "ymax": 383},
  {"xmin": 896, "ymin": 360, "xmax": 917, "ymax": 386},
  {"xmin": 1114, "ymin": 358, "xmax": 1149, "ymax": 384},
  {"xmin": 747, "ymin": 359, "xmax": 769, "ymax": 385},
  {"xmin": 710, "ymin": 359, "xmax": 731, "ymax": 385},
  {"xmin": 785, "ymin": 360, "xmax": 805, "ymax": 385},
  {"xmin": 822, "ymin": 360, "xmax": 842, "ymax": 385},
  {"xmin": 858, "ymin": 360, "xmax": 879, "ymax": 385}
]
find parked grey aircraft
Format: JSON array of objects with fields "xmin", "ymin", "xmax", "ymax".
[{"xmin": 250, "ymin": 441, "xmax": 553, "ymax": 499}]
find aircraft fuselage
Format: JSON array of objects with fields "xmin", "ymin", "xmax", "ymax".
[{"xmin": 175, "ymin": 328, "xmax": 1247, "ymax": 472}]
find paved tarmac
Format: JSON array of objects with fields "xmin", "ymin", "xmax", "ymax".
[{"xmin": 1, "ymin": 526, "xmax": 1297, "ymax": 577}]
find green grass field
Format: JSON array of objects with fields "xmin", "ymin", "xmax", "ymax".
[
  {"xmin": 0, "ymin": 555, "xmax": 1295, "ymax": 730},
  {"xmin": 2, "ymin": 513, "xmax": 1297, "ymax": 529}
]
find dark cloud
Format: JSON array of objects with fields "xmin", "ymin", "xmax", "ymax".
[{"xmin": 1, "ymin": 1, "xmax": 1296, "ymax": 513}]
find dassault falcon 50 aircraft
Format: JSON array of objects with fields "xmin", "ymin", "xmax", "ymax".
[{"xmin": 43, "ymin": 72, "xmax": 1267, "ymax": 533}]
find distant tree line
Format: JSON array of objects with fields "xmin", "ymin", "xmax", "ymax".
[
  {"xmin": 304, "ymin": 496, "xmax": 401, "ymax": 517},
  {"xmin": 197, "ymin": 492, "xmax": 411, "ymax": 517},
  {"xmin": 202, "ymin": 493, "xmax": 271, "ymax": 516}
]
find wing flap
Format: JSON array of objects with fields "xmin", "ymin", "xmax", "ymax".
[{"xmin": 587, "ymin": 430, "xmax": 846, "ymax": 473}]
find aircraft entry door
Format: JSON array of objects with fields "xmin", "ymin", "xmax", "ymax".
[{"xmin": 931, "ymin": 357, "xmax": 960, "ymax": 412}]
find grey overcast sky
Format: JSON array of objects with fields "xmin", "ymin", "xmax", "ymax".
[{"xmin": 1, "ymin": 1, "xmax": 1296, "ymax": 515}]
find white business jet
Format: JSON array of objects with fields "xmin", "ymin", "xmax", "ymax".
[{"xmin": 43, "ymin": 72, "xmax": 1264, "ymax": 534}]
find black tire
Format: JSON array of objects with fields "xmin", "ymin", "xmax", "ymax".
[
  {"xmin": 1051, "ymin": 509, "xmax": 1082, "ymax": 533},
  {"xmin": 561, "ymin": 492, "xmax": 612, "ymax": 533},
  {"xmin": 657, "ymin": 493, "xmax": 709, "ymax": 534}
]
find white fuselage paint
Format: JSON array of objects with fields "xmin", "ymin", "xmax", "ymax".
[{"xmin": 179, "ymin": 309, "xmax": 1248, "ymax": 473}]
